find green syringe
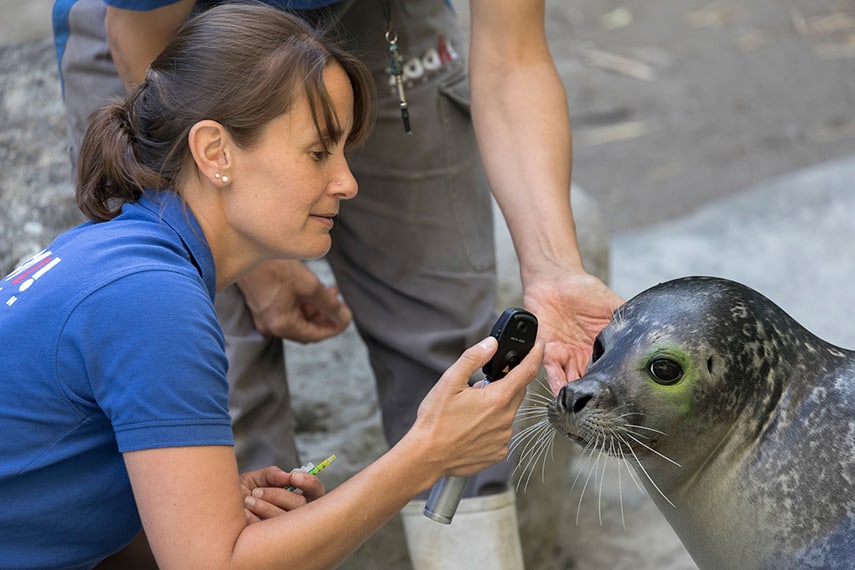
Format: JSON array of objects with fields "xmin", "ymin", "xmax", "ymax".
[{"xmin": 286, "ymin": 454, "xmax": 336, "ymax": 492}]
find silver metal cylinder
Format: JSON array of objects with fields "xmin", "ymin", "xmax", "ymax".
[{"xmin": 423, "ymin": 475, "xmax": 468, "ymax": 524}]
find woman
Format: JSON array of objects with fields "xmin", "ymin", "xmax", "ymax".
[{"xmin": 0, "ymin": 4, "xmax": 543, "ymax": 568}]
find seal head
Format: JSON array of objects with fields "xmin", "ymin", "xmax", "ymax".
[{"xmin": 548, "ymin": 276, "xmax": 855, "ymax": 569}]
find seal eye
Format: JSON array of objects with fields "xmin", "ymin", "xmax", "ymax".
[{"xmin": 648, "ymin": 357, "xmax": 683, "ymax": 385}]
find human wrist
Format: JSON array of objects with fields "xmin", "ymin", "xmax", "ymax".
[
  {"xmin": 519, "ymin": 251, "xmax": 587, "ymax": 289},
  {"xmin": 388, "ymin": 428, "xmax": 446, "ymax": 494},
  {"xmin": 236, "ymin": 260, "xmax": 305, "ymax": 311}
]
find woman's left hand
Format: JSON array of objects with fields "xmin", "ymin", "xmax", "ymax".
[{"xmin": 239, "ymin": 465, "xmax": 326, "ymax": 523}]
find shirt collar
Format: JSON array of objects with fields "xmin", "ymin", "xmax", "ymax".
[{"xmin": 135, "ymin": 192, "xmax": 217, "ymax": 301}]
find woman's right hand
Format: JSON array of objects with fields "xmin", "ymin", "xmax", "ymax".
[{"xmin": 410, "ymin": 335, "xmax": 544, "ymax": 479}]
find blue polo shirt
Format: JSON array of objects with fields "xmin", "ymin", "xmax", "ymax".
[{"xmin": 0, "ymin": 193, "xmax": 233, "ymax": 569}]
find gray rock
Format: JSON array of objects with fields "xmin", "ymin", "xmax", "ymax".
[{"xmin": 0, "ymin": 39, "xmax": 83, "ymax": 276}]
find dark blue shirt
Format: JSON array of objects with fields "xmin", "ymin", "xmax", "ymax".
[{"xmin": 0, "ymin": 193, "xmax": 233, "ymax": 569}]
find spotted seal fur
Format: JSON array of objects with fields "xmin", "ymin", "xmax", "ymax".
[{"xmin": 546, "ymin": 276, "xmax": 854, "ymax": 569}]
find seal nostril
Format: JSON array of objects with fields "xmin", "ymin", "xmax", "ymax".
[{"xmin": 573, "ymin": 394, "xmax": 592, "ymax": 414}]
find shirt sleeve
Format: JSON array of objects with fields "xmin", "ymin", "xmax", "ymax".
[
  {"xmin": 103, "ymin": 0, "xmax": 185, "ymax": 11},
  {"xmin": 58, "ymin": 269, "xmax": 234, "ymax": 452},
  {"xmin": 103, "ymin": 0, "xmax": 346, "ymax": 12}
]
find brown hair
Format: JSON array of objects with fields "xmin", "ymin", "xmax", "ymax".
[{"xmin": 76, "ymin": 2, "xmax": 376, "ymax": 222}]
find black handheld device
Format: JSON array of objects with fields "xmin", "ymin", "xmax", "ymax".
[
  {"xmin": 482, "ymin": 307, "xmax": 538, "ymax": 382},
  {"xmin": 423, "ymin": 307, "xmax": 538, "ymax": 524}
]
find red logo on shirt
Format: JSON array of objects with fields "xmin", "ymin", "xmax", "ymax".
[{"xmin": 2, "ymin": 250, "xmax": 62, "ymax": 307}]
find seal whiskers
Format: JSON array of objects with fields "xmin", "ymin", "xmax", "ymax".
[
  {"xmin": 610, "ymin": 431, "xmax": 645, "ymax": 496},
  {"xmin": 510, "ymin": 418, "xmax": 555, "ymax": 492},
  {"xmin": 614, "ymin": 431, "xmax": 677, "ymax": 508},
  {"xmin": 607, "ymin": 434, "xmax": 627, "ymax": 528},
  {"xmin": 511, "ymin": 379, "xmax": 557, "ymax": 492},
  {"xmin": 621, "ymin": 431, "xmax": 682, "ymax": 468},
  {"xmin": 572, "ymin": 433, "xmax": 604, "ymax": 524}
]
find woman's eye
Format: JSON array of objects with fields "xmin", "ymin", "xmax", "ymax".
[
  {"xmin": 648, "ymin": 357, "xmax": 683, "ymax": 385},
  {"xmin": 311, "ymin": 150, "xmax": 328, "ymax": 162}
]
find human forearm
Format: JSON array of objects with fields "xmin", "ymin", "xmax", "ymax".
[
  {"xmin": 469, "ymin": 1, "xmax": 584, "ymax": 284},
  {"xmin": 469, "ymin": 63, "xmax": 624, "ymax": 385},
  {"xmin": 105, "ymin": 1, "xmax": 195, "ymax": 87},
  {"xmin": 471, "ymin": 62, "xmax": 583, "ymax": 281},
  {"xmin": 128, "ymin": 426, "xmax": 437, "ymax": 570},
  {"xmin": 468, "ymin": 0, "xmax": 623, "ymax": 389},
  {"xmin": 229, "ymin": 335, "xmax": 537, "ymax": 568},
  {"xmin": 131, "ymin": 338, "xmax": 542, "ymax": 568},
  {"xmin": 230, "ymin": 434, "xmax": 438, "ymax": 569}
]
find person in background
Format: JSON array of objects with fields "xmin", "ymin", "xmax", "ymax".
[
  {"xmin": 0, "ymin": 5, "xmax": 544, "ymax": 568},
  {"xmin": 52, "ymin": 0, "xmax": 623, "ymax": 565}
]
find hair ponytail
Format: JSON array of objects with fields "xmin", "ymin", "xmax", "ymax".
[{"xmin": 76, "ymin": 93, "xmax": 164, "ymax": 221}]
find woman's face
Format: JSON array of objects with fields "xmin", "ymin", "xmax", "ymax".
[{"xmin": 225, "ymin": 63, "xmax": 357, "ymax": 261}]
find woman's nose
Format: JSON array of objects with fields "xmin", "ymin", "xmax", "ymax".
[{"xmin": 331, "ymin": 160, "xmax": 358, "ymax": 199}]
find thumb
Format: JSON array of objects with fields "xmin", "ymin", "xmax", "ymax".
[
  {"xmin": 500, "ymin": 339, "xmax": 545, "ymax": 393},
  {"xmin": 441, "ymin": 336, "xmax": 498, "ymax": 389}
]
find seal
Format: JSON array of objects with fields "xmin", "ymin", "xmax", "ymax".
[{"xmin": 545, "ymin": 276, "xmax": 855, "ymax": 569}]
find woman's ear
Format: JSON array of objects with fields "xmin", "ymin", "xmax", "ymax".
[{"xmin": 188, "ymin": 120, "xmax": 232, "ymax": 186}]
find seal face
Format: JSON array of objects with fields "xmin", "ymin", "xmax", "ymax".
[{"xmin": 547, "ymin": 276, "xmax": 855, "ymax": 569}]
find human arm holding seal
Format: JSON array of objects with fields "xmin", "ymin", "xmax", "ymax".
[{"xmin": 467, "ymin": 0, "xmax": 623, "ymax": 393}]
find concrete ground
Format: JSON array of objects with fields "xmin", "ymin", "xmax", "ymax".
[
  {"xmin": 2, "ymin": 1, "xmax": 853, "ymax": 569},
  {"xmin": 612, "ymin": 157, "xmax": 855, "ymax": 348}
]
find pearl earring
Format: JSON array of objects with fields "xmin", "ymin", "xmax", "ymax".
[
  {"xmin": 222, "ymin": 175, "xmax": 230, "ymax": 184},
  {"xmin": 215, "ymin": 173, "xmax": 221, "ymax": 179}
]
